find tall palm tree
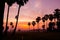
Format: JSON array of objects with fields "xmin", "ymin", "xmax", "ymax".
[
  {"xmin": 0, "ymin": 1, "xmax": 5, "ymax": 39},
  {"xmin": 54, "ymin": 9, "xmax": 60, "ymax": 20},
  {"xmin": 36, "ymin": 17, "xmax": 41, "ymax": 29},
  {"xmin": 5, "ymin": 0, "xmax": 15, "ymax": 34},
  {"xmin": 44, "ymin": 14, "xmax": 49, "ymax": 27},
  {"xmin": 48, "ymin": 14, "xmax": 54, "ymax": 31},
  {"xmin": 32, "ymin": 21, "xmax": 36, "ymax": 30},
  {"xmin": 28, "ymin": 22, "xmax": 31, "ymax": 30},
  {"xmin": 13, "ymin": 0, "xmax": 29, "ymax": 34},
  {"xmin": 42, "ymin": 17, "xmax": 45, "ymax": 25},
  {"xmin": 54, "ymin": 9, "xmax": 60, "ymax": 31},
  {"xmin": 56, "ymin": 18, "xmax": 60, "ymax": 31}
]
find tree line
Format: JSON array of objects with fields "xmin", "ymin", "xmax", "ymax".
[{"xmin": 28, "ymin": 9, "xmax": 60, "ymax": 32}]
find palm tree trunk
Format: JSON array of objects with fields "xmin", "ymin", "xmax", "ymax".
[
  {"xmin": 33, "ymin": 26, "xmax": 34, "ymax": 30},
  {"xmin": 6, "ymin": 5, "xmax": 10, "ymax": 28},
  {"xmin": 43, "ymin": 22, "xmax": 45, "ymax": 29},
  {"xmin": 29, "ymin": 26, "xmax": 30, "ymax": 31},
  {"xmin": 5, "ymin": 5, "xmax": 10, "ymax": 33},
  {"xmin": 38, "ymin": 23, "xmax": 39, "ymax": 29},
  {"xmin": 13, "ymin": 5, "xmax": 21, "ymax": 34},
  {"xmin": 0, "ymin": 1, "xmax": 5, "ymax": 40},
  {"xmin": 46, "ymin": 21, "xmax": 47, "ymax": 28},
  {"xmin": 37, "ymin": 23, "xmax": 39, "ymax": 30}
]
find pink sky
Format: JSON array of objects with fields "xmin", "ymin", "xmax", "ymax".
[{"xmin": 4, "ymin": 0, "xmax": 60, "ymax": 30}]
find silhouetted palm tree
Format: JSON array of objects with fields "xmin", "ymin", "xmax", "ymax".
[
  {"xmin": 5, "ymin": 0, "xmax": 15, "ymax": 34},
  {"xmin": 13, "ymin": 0, "xmax": 29, "ymax": 34},
  {"xmin": 28, "ymin": 22, "xmax": 31, "ymax": 30},
  {"xmin": 47, "ymin": 22, "xmax": 55, "ymax": 32},
  {"xmin": 42, "ymin": 17, "xmax": 46, "ymax": 31},
  {"xmin": 56, "ymin": 18, "xmax": 60, "ymax": 32},
  {"xmin": 0, "ymin": 0, "xmax": 5, "ymax": 39},
  {"xmin": 44, "ymin": 14, "xmax": 49, "ymax": 27},
  {"xmin": 54, "ymin": 9, "xmax": 60, "ymax": 20},
  {"xmin": 36, "ymin": 17, "xmax": 41, "ymax": 29},
  {"xmin": 10, "ymin": 22, "xmax": 14, "ymax": 32},
  {"xmin": 44, "ymin": 14, "xmax": 49, "ymax": 20},
  {"xmin": 49, "ymin": 14, "xmax": 54, "ymax": 22},
  {"xmin": 47, "ymin": 14, "xmax": 55, "ymax": 32},
  {"xmin": 42, "ymin": 17, "xmax": 45, "ymax": 25},
  {"xmin": 32, "ymin": 21, "xmax": 36, "ymax": 30},
  {"xmin": 53, "ymin": 9, "xmax": 60, "ymax": 31},
  {"xmin": 10, "ymin": 22, "xmax": 14, "ymax": 28},
  {"xmin": 42, "ymin": 25, "xmax": 45, "ymax": 32}
]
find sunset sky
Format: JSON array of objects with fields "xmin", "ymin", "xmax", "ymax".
[{"xmin": 4, "ymin": 0, "xmax": 60, "ymax": 31}]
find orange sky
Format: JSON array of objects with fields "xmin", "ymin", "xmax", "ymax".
[{"xmin": 4, "ymin": 0, "xmax": 60, "ymax": 31}]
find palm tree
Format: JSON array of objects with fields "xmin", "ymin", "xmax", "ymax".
[
  {"xmin": 42, "ymin": 17, "xmax": 45, "ymax": 25},
  {"xmin": 10, "ymin": 22, "xmax": 14, "ymax": 28},
  {"xmin": 54, "ymin": 9, "xmax": 60, "ymax": 31},
  {"xmin": 48, "ymin": 14, "xmax": 54, "ymax": 31},
  {"xmin": 13, "ymin": 0, "xmax": 29, "ymax": 34},
  {"xmin": 48, "ymin": 22, "xmax": 55, "ymax": 32},
  {"xmin": 54, "ymin": 9, "xmax": 60, "ymax": 20},
  {"xmin": 49, "ymin": 14, "xmax": 54, "ymax": 22},
  {"xmin": 10, "ymin": 22, "xmax": 14, "ymax": 32},
  {"xmin": 5, "ymin": 0, "xmax": 15, "ymax": 32},
  {"xmin": 0, "ymin": 0, "xmax": 5, "ymax": 39},
  {"xmin": 42, "ymin": 25, "xmax": 45, "ymax": 32},
  {"xmin": 32, "ymin": 21, "xmax": 36, "ymax": 30},
  {"xmin": 53, "ymin": 9, "xmax": 60, "ymax": 24},
  {"xmin": 28, "ymin": 22, "xmax": 31, "ymax": 30},
  {"xmin": 56, "ymin": 18, "xmax": 60, "ymax": 32},
  {"xmin": 36, "ymin": 17, "xmax": 41, "ymax": 29},
  {"xmin": 44, "ymin": 14, "xmax": 49, "ymax": 27},
  {"xmin": 42, "ymin": 17, "xmax": 46, "ymax": 31}
]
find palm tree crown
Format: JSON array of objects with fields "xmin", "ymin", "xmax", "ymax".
[
  {"xmin": 32, "ymin": 21, "xmax": 36, "ymax": 26},
  {"xmin": 32, "ymin": 21, "xmax": 36, "ymax": 30},
  {"xmin": 42, "ymin": 17, "xmax": 45, "ymax": 22},
  {"xmin": 49, "ymin": 14, "xmax": 54, "ymax": 21},
  {"xmin": 44, "ymin": 14, "xmax": 49, "ymax": 21},
  {"xmin": 16, "ymin": 0, "xmax": 24, "ymax": 6},
  {"xmin": 16, "ymin": 0, "xmax": 28, "ymax": 6},
  {"xmin": 28, "ymin": 22, "xmax": 31, "ymax": 26},
  {"xmin": 36, "ymin": 17, "xmax": 41, "ymax": 23},
  {"xmin": 54, "ymin": 9, "xmax": 60, "ymax": 19},
  {"xmin": 28, "ymin": 22, "xmax": 31, "ymax": 30},
  {"xmin": 6, "ymin": 0, "xmax": 15, "ymax": 6}
]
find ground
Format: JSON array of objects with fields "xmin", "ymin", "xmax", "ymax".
[{"xmin": 3, "ymin": 32, "xmax": 60, "ymax": 40}]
